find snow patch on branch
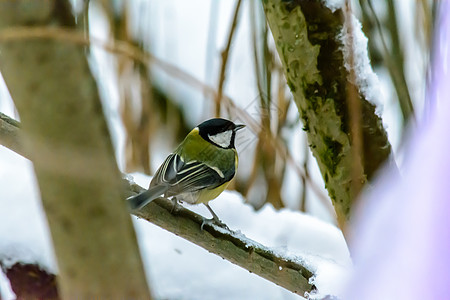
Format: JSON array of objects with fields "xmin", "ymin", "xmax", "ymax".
[
  {"xmin": 321, "ymin": 0, "xmax": 345, "ymax": 12},
  {"xmin": 339, "ymin": 13, "xmax": 383, "ymax": 114},
  {"xmin": 0, "ymin": 150, "xmax": 57, "ymax": 275}
]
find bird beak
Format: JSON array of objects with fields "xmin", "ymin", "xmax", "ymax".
[{"xmin": 234, "ymin": 124, "xmax": 246, "ymax": 131}]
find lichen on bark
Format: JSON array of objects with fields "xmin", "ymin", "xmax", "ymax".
[{"xmin": 263, "ymin": 0, "xmax": 391, "ymax": 226}]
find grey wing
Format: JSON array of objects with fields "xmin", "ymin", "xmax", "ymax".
[
  {"xmin": 150, "ymin": 153, "xmax": 185, "ymax": 187},
  {"xmin": 151, "ymin": 153, "xmax": 234, "ymax": 196},
  {"xmin": 129, "ymin": 153, "xmax": 234, "ymax": 210},
  {"xmin": 128, "ymin": 154, "xmax": 182, "ymax": 210}
]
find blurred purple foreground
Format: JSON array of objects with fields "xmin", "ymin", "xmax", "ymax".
[{"xmin": 346, "ymin": 2, "xmax": 450, "ymax": 300}]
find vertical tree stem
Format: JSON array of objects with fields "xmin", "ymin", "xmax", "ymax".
[{"xmin": 0, "ymin": 1, "xmax": 151, "ymax": 298}]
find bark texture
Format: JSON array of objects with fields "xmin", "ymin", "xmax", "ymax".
[
  {"xmin": 0, "ymin": 1, "xmax": 151, "ymax": 298},
  {"xmin": 3, "ymin": 263, "xmax": 59, "ymax": 300},
  {"xmin": 262, "ymin": 0, "xmax": 391, "ymax": 227}
]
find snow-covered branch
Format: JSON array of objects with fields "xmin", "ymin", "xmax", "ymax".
[
  {"xmin": 262, "ymin": 0, "xmax": 392, "ymax": 229},
  {"xmin": 128, "ymin": 184, "xmax": 315, "ymax": 296},
  {"xmin": 0, "ymin": 113, "xmax": 315, "ymax": 296}
]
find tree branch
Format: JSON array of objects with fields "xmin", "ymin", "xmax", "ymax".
[
  {"xmin": 214, "ymin": 0, "xmax": 242, "ymax": 117},
  {"xmin": 0, "ymin": 112, "xmax": 26, "ymax": 158},
  {"xmin": 129, "ymin": 187, "xmax": 315, "ymax": 296},
  {"xmin": 262, "ymin": 0, "xmax": 392, "ymax": 230},
  {"xmin": 0, "ymin": 112, "xmax": 315, "ymax": 296},
  {"xmin": 1, "ymin": 263, "xmax": 59, "ymax": 300}
]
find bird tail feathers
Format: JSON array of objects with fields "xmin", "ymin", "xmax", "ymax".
[{"xmin": 127, "ymin": 185, "xmax": 169, "ymax": 210}]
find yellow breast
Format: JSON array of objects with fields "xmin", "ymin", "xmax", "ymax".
[{"xmin": 193, "ymin": 181, "xmax": 231, "ymax": 204}]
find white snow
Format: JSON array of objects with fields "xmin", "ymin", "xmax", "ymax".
[
  {"xmin": 339, "ymin": 13, "xmax": 384, "ymax": 114},
  {"xmin": 0, "ymin": 156, "xmax": 350, "ymax": 299},
  {"xmin": 321, "ymin": 0, "xmax": 345, "ymax": 13},
  {"xmin": 0, "ymin": 147, "xmax": 57, "ymax": 298},
  {"xmin": 0, "ymin": 269, "xmax": 14, "ymax": 300},
  {"xmin": 0, "ymin": 149, "xmax": 57, "ymax": 273},
  {"xmin": 131, "ymin": 174, "xmax": 351, "ymax": 300}
]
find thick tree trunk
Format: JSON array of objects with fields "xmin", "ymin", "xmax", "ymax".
[{"xmin": 0, "ymin": 1, "xmax": 151, "ymax": 298}]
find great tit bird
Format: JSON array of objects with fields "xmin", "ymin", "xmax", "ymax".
[{"xmin": 128, "ymin": 118, "xmax": 245, "ymax": 224}]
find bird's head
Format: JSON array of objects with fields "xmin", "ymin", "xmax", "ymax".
[{"xmin": 197, "ymin": 118, "xmax": 245, "ymax": 149}]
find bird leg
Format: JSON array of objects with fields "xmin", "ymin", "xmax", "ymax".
[
  {"xmin": 170, "ymin": 196, "xmax": 179, "ymax": 214},
  {"xmin": 201, "ymin": 203, "xmax": 229, "ymax": 230},
  {"xmin": 204, "ymin": 203, "xmax": 220, "ymax": 222}
]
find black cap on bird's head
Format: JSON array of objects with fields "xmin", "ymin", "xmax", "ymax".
[{"xmin": 197, "ymin": 118, "xmax": 245, "ymax": 149}]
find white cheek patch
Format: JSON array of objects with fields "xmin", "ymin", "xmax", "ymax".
[{"xmin": 208, "ymin": 130, "xmax": 232, "ymax": 148}]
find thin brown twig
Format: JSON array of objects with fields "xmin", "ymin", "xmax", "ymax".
[
  {"xmin": 344, "ymin": 2, "xmax": 365, "ymax": 204},
  {"xmin": 274, "ymin": 138, "xmax": 334, "ymax": 214},
  {"xmin": 250, "ymin": 0, "xmax": 265, "ymax": 103},
  {"xmin": 241, "ymin": 143, "xmax": 262, "ymax": 201},
  {"xmin": 249, "ymin": 1, "xmax": 284, "ymax": 208},
  {"xmin": 275, "ymin": 66, "xmax": 290, "ymax": 137},
  {"xmin": 215, "ymin": 0, "xmax": 242, "ymax": 117},
  {"xmin": 203, "ymin": 0, "xmax": 220, "ymax": 116},
  {"xmin": 300, "ymin": 136, "xmax": 309, "ymax": 212},
  {"xmin": 366, "ymin": 0, "xmax": 415, "ymax": 123},
  {"xmin": 0, "ymin": 25, "xmax": 331, "ymax": 210}
]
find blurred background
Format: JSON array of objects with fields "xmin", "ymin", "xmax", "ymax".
[
  {"xmin": 0, "ymin": 1, "xmax": 440, "ymax": 298},
  {"xmin": 0, "ymin": 0, "xmax": 436, "ymax": 223}
]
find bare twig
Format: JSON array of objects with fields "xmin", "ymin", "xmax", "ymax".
[
  {"xmin": 300, "ymin": 137, "xmax": 309, "ymax": 212},
  {"xmin": 344, "ymin": 2, "xmax": 365, "ymax": 203},
  {"xmin": 248, "ymin": 0, "xmax": 285, "ymax": 209},
  {"xmin": 215, "ymin": 0, "xmax": 242, "ymax": 117},
  {"xmin": 366, "ymin": 0, "xmax": 415, "ymax": 123},
  {"xmin": 203, "ymin": 0, "xmax": 220, "ymax": 115},
  {"xmin": 250, "ymin": 0, "xmax": 266, "ymax": 101}
]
